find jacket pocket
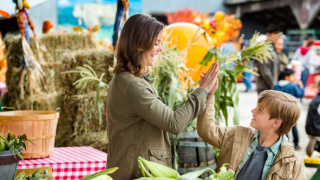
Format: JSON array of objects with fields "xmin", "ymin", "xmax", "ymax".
[
  {"xmin": 273, "ymin": 170, "xmax": 292, "ymax": 179},
  {"xmin": 148, "ymin": 148, "xmax": 172, "ymax": 167}
]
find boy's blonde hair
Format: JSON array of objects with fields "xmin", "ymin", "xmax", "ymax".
[{"xmin": 258, "ymin": 90, "xmax": 301, "ymax": 135}]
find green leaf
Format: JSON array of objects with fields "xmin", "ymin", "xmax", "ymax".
[
  {"xmin": 168, "ymin": 74, "xmax": 178, "ymax": 110},
  {"xmin": 233, "ymin": 105, "xmax": 240, "ymax": 125},
  {"xmin": 200, "ymin": 52, "xmax": 213, "ymax": 66},
  {"xmin": 80, "ymin": 167, "xmax": 119, "ymax": 180},
  {"xmin": 200, "ymin": 48, "xmax": 216, "ymax": 66},
  {"xmin": 134, "ymin": 178, "xmax": 176, "ymax": 180},
  {"xmin": 96, "ymin": 86, "xmax": 102, "ymax": 125},
  {"xmin": 178, "ymin": 168, "xmax": 210, "ymax": 180}
]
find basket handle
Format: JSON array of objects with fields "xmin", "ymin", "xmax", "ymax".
[
  {"xmin": 1, "ymin": 106, "xmax": 15, "ymax": 111},
  {"xmin": 55, "ymin": 107, "xmax": 61, "ymax": 113}
]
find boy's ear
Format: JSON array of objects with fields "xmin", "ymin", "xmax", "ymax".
[{"xmin": 272, "ymin": 118, "xmax": 282, "ymax": 129}]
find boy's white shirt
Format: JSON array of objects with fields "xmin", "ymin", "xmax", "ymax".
[{"xmin": 317, "ymin": 104, "xmax": 320, "ymax": 115}]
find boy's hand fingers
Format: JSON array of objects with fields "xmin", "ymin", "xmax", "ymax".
[
  {"xmin": 199, "ymin": 62, "xmax": 219, "ymax": 93},
  {"xmin": 205, "ymin": 62, "xmax": 218, "ymax": 78}
]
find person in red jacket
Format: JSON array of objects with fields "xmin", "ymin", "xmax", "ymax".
[{"xmin": 292, "ymin": 38, "xmax": 315, "ymax": 87}]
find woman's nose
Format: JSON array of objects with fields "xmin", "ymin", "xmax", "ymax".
[{"xmin": 158, "ymin": 44, "xmax": 163, "ymax": 52}]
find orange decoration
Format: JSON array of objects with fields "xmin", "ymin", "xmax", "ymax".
[
  {"xmin": 0, "ymin": 10, "xmax": 10, "ymax": 18},
  {"xmin": 213, "ymin": 11, "xmax": 225, "ymax": 22},
  {"xmin": 163, "ymin": 22, "xmax": 215, "ymax": 82},
  {"xmin": 163, "ymin": 9, "xmax": 243, "ymax": 83},
  {"xmin": 42, "ymin": 20, "xmax": 54, "ymax": 34}
]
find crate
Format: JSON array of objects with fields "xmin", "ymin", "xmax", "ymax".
[{"xmin": 0, "ymin": 110, "xmax": 59, "ymax": 159}]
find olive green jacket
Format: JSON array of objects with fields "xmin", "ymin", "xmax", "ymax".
[
  {"xmin": 197, "ymin": 97, "xmax": 306, "ymax": 180},
  {"xmin": 106, "ymin": 72, "xmax": 207, "ymax": 180}
]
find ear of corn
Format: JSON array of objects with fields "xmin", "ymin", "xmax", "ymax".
[
  {"xmin": 134, "ymin": 177, "xmax": 176, "ymax": 180},
  {"xmin": 217, "ymin": 170, "xmax": 234, "ymax": 180},
  {"xmin": 80, "ymin": 167, "xmax": 118, "ymax": 180},
  {"xmin": 0, "ymin": 138, "xmax": 4, "ymax": 151},
  {"xmin": 207, "ymin": 163, "xmax": 234, "ymax": 180},
  {"xmin": 137, "ymin": 157, "xmax": 234, "ymax": 180},
  {"xmin": 138, "ymin": 157, "xmax": 180, "ymax": 179},
  {"xmin": 90, "ymin": 174, "xmax": 113, "ymax": 180},
  {"xmin": 177, "ymin": 168, "xmax": 211, "ymax": 180},
  {"xmin": 205, "ymin": 170, "xmax": 234, "ymax": 180},
  {"xmin": 138, "ymin": 158, "xmax": 156, "ymax": 178}
]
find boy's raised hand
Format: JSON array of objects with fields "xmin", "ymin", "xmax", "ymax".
[
  {"xmin": 199, "ymin": 62, "xmax": 219, "ymax": 97},
  {"xmin": 209, "ymin": 76, "xmax": 219, "ymax": 97}
]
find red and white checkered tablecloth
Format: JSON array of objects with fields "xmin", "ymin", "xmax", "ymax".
[{"xmin": 18, "ymin": 146, "xmax": 107, "ymax": 180}]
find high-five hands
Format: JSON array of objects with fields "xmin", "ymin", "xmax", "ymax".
[{"xmin": 199, "ymin": 62, "xmax": 219, "ymax": 97}]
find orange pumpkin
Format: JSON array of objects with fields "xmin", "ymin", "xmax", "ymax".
[{"xmin": 163, "ymin": 22, "xmax": 215, "ymax": 82}]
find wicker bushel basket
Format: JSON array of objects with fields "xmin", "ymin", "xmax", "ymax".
[{"xmin": 0, "ymin": 110, "xmax": 59, "ymax": 159}]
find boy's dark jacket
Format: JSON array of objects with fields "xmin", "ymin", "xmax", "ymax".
[{"xmin": 306, "ymin": 93, "xmax": 320, "ymax": 136}]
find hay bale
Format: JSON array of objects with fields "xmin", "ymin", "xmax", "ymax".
[
  {"xmin": 2, "ymin": 33, "xmax": 114, "ymax": 152},
  {"xmin": 2, "ymin": 34, "xmax": 55, "ymax": 110},
  {"xmin": 34, "ymin": 33, "xmax": 96, "ymax": 61},
  {"xmin": 4, "ymin": 32, "xmax": 98, "ymax": 93},
  {"xmin": 55, "ymin": 49, "xmax": 113, "ymax": 150}
]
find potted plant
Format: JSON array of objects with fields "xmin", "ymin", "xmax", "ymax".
[{"xmin": 0, "ymin": 133, "xmax": 33, "ymax": 180}]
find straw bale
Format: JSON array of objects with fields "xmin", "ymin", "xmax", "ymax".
[
  {"xmin": 2, "ymin": 33, "xmax": 114, "ymax": 151},
  {"xmin": 4, "ymin": 32, "xmax": 98, "ymax": 93},
  {"xmin": 1, "ymin": 33, "xmax": 101, "ymax": 110},
  {"xmin": 34, "ymin": 32, "xmax": 96, "ymax": 61},
  {"xmin": 73, "ymin": 131, "xmax": 108, "ymax": 152},
  {"xmin": 2, "ymin": 34, "xmax": 56, "ymax": 110},
  {"xmin": 55, "ymin": 49, "xmax": 113, "ymax": 149}
]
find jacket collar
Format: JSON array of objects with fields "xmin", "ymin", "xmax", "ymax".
[
  {"xmin": 268, "ymin": 136, "xmax": 295, "ymax": 174},
  {"xmin": 142, "ymin": 74, "xmax": 154, "ymax": 84}
]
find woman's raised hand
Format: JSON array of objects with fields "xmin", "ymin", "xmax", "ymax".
[{"xmin": 199, "ymin": 62, "xmax": 219, "ymax": 97}]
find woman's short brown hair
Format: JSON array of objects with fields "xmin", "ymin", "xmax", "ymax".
[
  {"xmin": 111, "ymin": 14, "xmax": 164, "ymax": 77},
  {"xmin": 258, "ymin": 90, "xmax": 301, "ymax": 135}
]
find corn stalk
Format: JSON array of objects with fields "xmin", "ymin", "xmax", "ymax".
[
  {"xmin": 200, "ymin": 32, "xmax": 273, "ymax": 125},
  {"xmin": 150, "ymin": 43, "xmax": 196, "ymax": 170},
  {"xmin": 62, "ymin": 65, "xmax": 108, "ymax": 125}
]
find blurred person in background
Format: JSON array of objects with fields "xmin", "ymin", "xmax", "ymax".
[
  {"xmin": 274, "ymin": 36, "xmax": 289, "ymax": 73},
  {"xmin": 274, "ymin": 68, "xmax": 304, "ymax": 150},
  {"xmin": 292, "ymin": 38, "xmax": 316, "ymax": 88},
  {"xmin": 241, "ymin": 39, "xmax": 253, "ymax": 92},
  {"xmin": 306, "ymin": 80, "xmax": 320, "ymax": 156},
  {"xmin": 255, "ymin": 24, "xmax": 282, "ymax": 94}
]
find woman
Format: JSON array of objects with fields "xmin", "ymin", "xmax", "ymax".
[{"xmin": 106, "ymin": 14, "xmax": 219, "ymax": 179}]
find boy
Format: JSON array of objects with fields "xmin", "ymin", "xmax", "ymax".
[
  {"xmin": 197, "ymin": 90, "xmax": 305, "ymax": 180},
  {"xmin": 274, "ymin": 68, "xmax": 304, "ymax": 98},
  {"xmin": 273, "ymin": 68, "xmax": 304, "ymax": 150},
  {"xmin": 306, "ymin": 80, "xmax": 320, "ymax": 156}
]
